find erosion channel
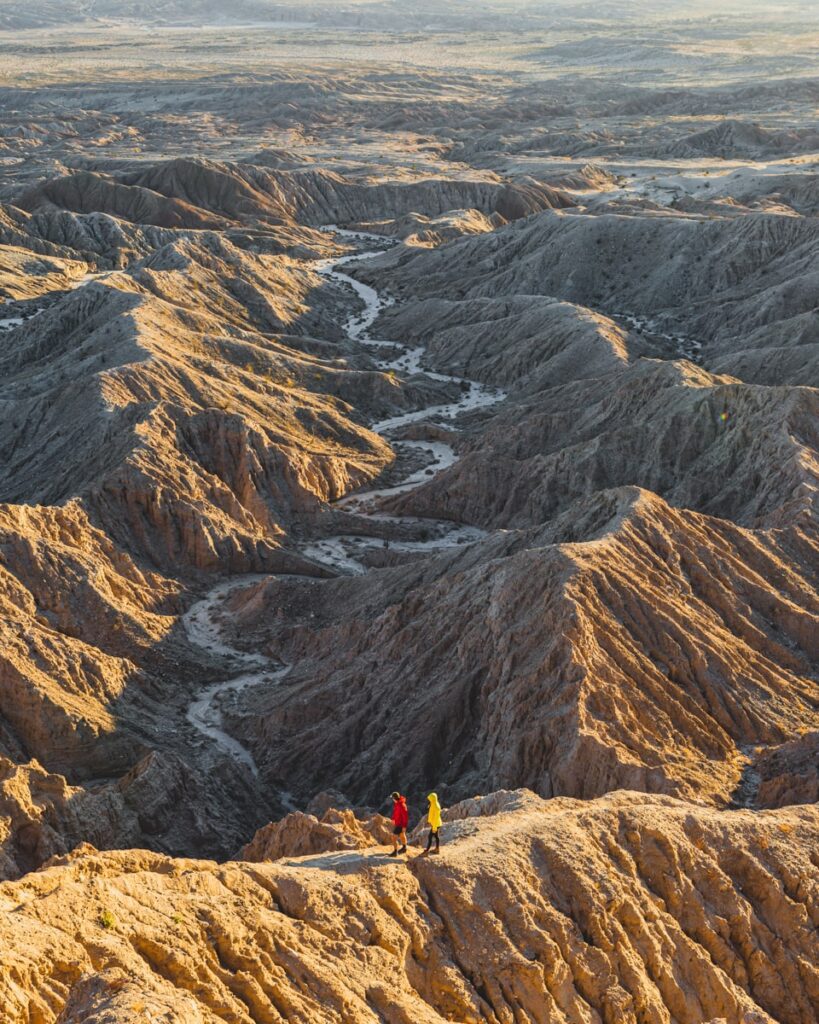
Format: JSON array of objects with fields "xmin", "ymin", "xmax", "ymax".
[{"xmin": 183, "ymin": 228, "xmax": 505, "ymax": 783}]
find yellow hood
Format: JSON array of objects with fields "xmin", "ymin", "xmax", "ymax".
[{"xmin": 427, "ymin": 792, "xmax": 442, "ymax": 829}]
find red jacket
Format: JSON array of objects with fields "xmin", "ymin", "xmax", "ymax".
[{"xmin": 392, "ymin": 796, "xmax": 409, "ymax": 829}]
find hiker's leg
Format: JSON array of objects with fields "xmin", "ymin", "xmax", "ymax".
[
  {"xmin": 399, "ymin": 830, "xmax": 407, "ymax": 852},
  {"xmin": 434, "ymin": 828, "xmax": 440, "ymax": 851},
  {"xmin": 426, "ymin": 829, "xmax": 434, "ymax": 851}
]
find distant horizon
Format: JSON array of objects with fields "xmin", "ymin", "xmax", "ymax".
[{"xmin": 2, "ymin": 0, "xmax": 817, "ymax": 90}]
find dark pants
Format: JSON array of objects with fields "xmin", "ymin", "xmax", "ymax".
[{"xmin": 426, "ymin": 827, "xmax": 440, "ymax": 851}]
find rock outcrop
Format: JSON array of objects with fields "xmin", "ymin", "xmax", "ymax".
[
  {"xmin": 0, "ymin": 501, "xmax": 182, "ymax": 776},
  {"xmin": 16, "ymin": 159, "xmax": 571, "ymax": 240},
  {"xmin": 381, "ymin": 360, "xmax": 818, "ymax": 531},
  {"xmin": 239, "ymin": 807, "xmax": 392, "ymax": 861},
  {"xmin": 348, "ymin": 208, "xmax": 502, "ymax": 248},
  {"xmin": 0, "ymin": 244, "xmax": 88, "ymax": 299},
  {"xmin": 378, "ymin": 293, "xmax": 634, "ymax": 392},
  {"xmin": 0, "ymin": 239, "xmax": 443, "ymax": 574},
  {"xmin": 756, "ymin": 733, "xmax": 819, "ymax": 809},
  {"xmin": 0, "ymin": 750, "xmax": 268, "ymax": 880}
]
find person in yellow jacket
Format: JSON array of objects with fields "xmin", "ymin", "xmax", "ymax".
[{"xmin": 422, "ymin": 792, "xmax": 442, "ymax": 855}]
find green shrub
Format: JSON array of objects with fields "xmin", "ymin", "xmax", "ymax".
[{"xmin": 99, "ymin": 908, "xmax": 116, "ymax": 930}]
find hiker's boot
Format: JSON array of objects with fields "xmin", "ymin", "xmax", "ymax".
[
  {"xmin": 389, "ymin": 848, "xmax": 398, "ymax": 857},
  {"xmin": 399, "ymin": 845, "xmax": 407, "ymax": 854}
]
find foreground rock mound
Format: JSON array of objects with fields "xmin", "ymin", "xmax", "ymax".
[{"xmin": 1, "ymin": 791, "xmax": 816, "ymax": 1023}]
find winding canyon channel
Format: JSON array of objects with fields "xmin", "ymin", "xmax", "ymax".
[{"xmin": 183, "ymin": 229, "xmax": 506, "ymax": 777}]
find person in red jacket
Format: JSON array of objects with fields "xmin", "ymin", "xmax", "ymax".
[{"xmin": 389, "ymin": 791, "xmax": 409, "ymax": 857}]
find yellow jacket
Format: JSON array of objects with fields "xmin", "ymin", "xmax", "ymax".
[{"xmin": 427, "ymin": 793, "xmax": 442, "ymax": 829}]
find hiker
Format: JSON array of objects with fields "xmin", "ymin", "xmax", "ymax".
[
  {"xmin": 422, "ymin": 792, "xmax": 442, "ymax": 855},
  {"xmin": 389, "ymin": 791, "xmax": 409, "ymax": 857}
]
